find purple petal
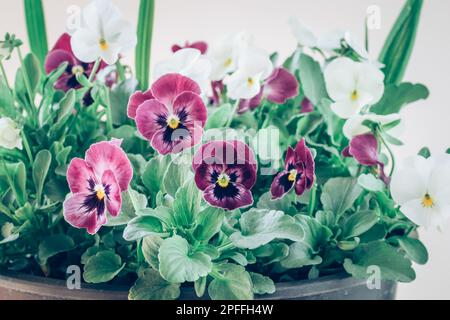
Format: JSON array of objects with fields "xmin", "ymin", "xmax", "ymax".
[
  {"xmin": 203, "ymin": 183, "xmax": 253, "ymax": 211},
  {"xmin": 348, "ymin": 134, "xmax": 380, "ymax": 167},
  {"xmin": 301, "ymin": 98, "xmax": 314, "ymax": 114},
  {"xmin": 63, "ymin": 193, "xmax": 106, "ymax": 235},
  {"xmin": 194, "ymin": 162, "xmax": 225, "ymax": 191},
  {"xmin": 238, "ymin": 90, "xmax": 264, "ymax": 114},
  {"xmin": 127, "ymin": 90, "xmax": 154, "ymax": 119},
  {"xmin": 271, "ymin": 170, "xmax": 294, "ymax": 200},
  {"xmin": 102, "ymin": 170, "xmax": 122, "ymax": 217},
  {"xmin": 135, "ymin": 100, "xmax": 169, "ymax": 142},
  {"xmin": 67, "ymin": 158, "xmax": 95, "ymax": 194},
  {"xmin": 151, "ymin": 73, "xmax": 201, "ymax": 108},
  {"xmin": 173, "ymin": 91, "xmax": 207, "ymax": 127},
  {"xmin": 295, "ymin": 139, "xmax": 315, "ymax": 187},
  {"xmin": 172, "ymin": 41, "xmax": 208, "ymax": 55},
  {"xmin": 225, "ymin": 162, "xmax": 257, "ymax": 190},
  {"xmin": 265, "ymin": 68, "xmax": 299, "ymax": 105},
  {"xmin": 285, "ymin": 147, "xmax": 296, "ymax": 170}
]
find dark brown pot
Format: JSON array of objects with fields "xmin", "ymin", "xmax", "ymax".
[{"xmin": 0, "ymin": 271, "xmax": 396, "ymax": 300}]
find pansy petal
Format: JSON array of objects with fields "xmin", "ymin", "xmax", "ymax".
[
  {"xmin": 127, "ymin": 90, "xmax": 154, "ymax": 119},
  {"xmin": 391, "ymin": 168, "xmax": 427, "ymax": 205},
  {"xmin": 265, "ymin": 68, "xmax": 299, "ymax": 105},
  {"xmin": 51, "ymin": 33, "xmax": 74, "ymax": 53},
  {"xmin": 44, "ymin": 49, "xmax": 76, "ymax": 75},
  {"xmin": 238, "ymin": 90, "xmax": 264, "ymax": 114},
  {"xmin": 203, "ymin": 183, "xmax": 253, "ymax": 211},
  {"xmin": 194, "ymin": 162, "xmax": 224, "ymax": 191},
  {"xmin": 151, "ymin": 126, "xmax": 198, "ymax": 156},
  {"xmin": 102, "ymin": 170, "xmax": 122, "ymax": 217},
  {"xmin": 330, "ymin": 99, "xmax": 361, "ymax": 119},
  {"xmin": 400, "ymin": 198, "xmax": 432, "ymax": 228},
  {"xmin": 301, "ymin": 98, "xmax": 314, "ymax": 114},
  {"xmin": 71, "ymin": 28, "xmax": 101, "ymax": 63},
  {"xmin": 63, "ymin": 193, "xmax": 103, "ymax": 235},
  {"xmin": 271, "ymin": 171, "xmax": 294, "ymax": 200},
  {"xmin": 151, "ymin": 73, "xmax": 201, "ymax": 108},
  {"xmin": 173, "ymin": 91, "xmax": 207, "ymax": 126},
  {"xmin": 67, "ymin": 158, "xmax": 95, "ymax": 193},
  {"xmin": 135, "ymin": 99, "xmax": 169, "ymax": 142},
  {"xmin": 85, "ymin": 141, "xmax": 133, "ymax": 191},
  {"xmin": 348, "ymin": 134, "xmax": 380, "ymax": 166},
  {"xmin": 285, "ymin": 147, "xmax": 296, "ymax": 170},
  {"xmin": 225, "ymin": 162, "xmax": 257, "ymax": 189}
]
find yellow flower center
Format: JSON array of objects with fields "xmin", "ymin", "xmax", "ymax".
[
  {"xmin": 288, "ymin": 169, "xmax": 298, "ymax": 182},
  {"xmin": 95, "ymin": 186, "xmax": 106, "ymax": 201},
  {"xmin": 167, "ymin": 115, "xmax": 180, "ymax": 130},
  {"xmin": 224, "ymin": 58, "xmax": 233, "ymax": 67},
  {"xmin": 422, "ymin": 194, "xmax": 435, "ymax": 208},
  {"xmin": 247, "ymin": 77, "xmax": 255, "ymax": 87},
  {"xmin": 217, "ymin": 173, "xmax": 230, "ymax": 188},
  {"xmin": 99, "ymin": 39, "xmax": 109, "ymax": 51},
  {"xmin": 71, "ymin": 65, "xmax": 85, "ymax": 75},
  {"xmin": 351, "ymin": 90, "xmax": 359, "ymax": 101}
]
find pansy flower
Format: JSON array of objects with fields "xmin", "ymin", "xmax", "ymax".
[
  {"xmin": 271, "ymin": 139, "xmax": 315, "ymax": 200},
  {"xmin": 172, "ymin": 41, "xmax": 208, "ymax": 55},
  {"xmin": 301, "ymin": 98, "xmax": 314, "ymax": 114},
  {"xmin": 128, "ymin": 73, "xmax": 207, "ymax": 155},
  {"xmin": 342, "ymin": 133, "xmax": 389, "ymax": 184},
  {"xmin": 63, "ymin": 139, "xmax": 133, "ymax": 234},
  {"xmin": 193, "ymin": 140, "xmax": 257, "ymax": 210},
  {"xmin": 238, "ymin": 67, "xmax": 299, "ymax": 113}
]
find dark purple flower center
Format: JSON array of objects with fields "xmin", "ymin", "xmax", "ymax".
[
  {"xmin": 156, "ymin": 108, "xmax": 190, "ymax": 144},
  {"xmin": 80, "ymin": 178, "xmax": 111, "ymax": 217},
  {"xmin": 210, "ymin": 170, "xmax": 239, "ymax": 200},
  {"xmin": 66, "ymin": 63, "xmax": 89, "ymax": 89}
]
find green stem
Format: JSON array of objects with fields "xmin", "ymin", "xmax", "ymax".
[
  {"xmin": 21, "ymin": 129, "xmax": 34, "ymax": 164},
  {"xmin": 380, "ymin": 135, "xmax": 396, "ymax": 177},
  {"xmin": 217, "ymin": 241, "xmax": 235, "ymax": 253},
  {"xmin": 88, "ymin": 58, "xmax": 101, "ymax": 83},
  {"xmin": 115, "ymin": 60, "xmax": 126, "ymax": 82},
  {"xmin": 17, "ymin": 47, "xmax": 36, "ymax": 110},
  {"xmin": 104, "ymin": 88, "xmax": 113, "ymax": 132},
  {"xmin": 0, "ymin": 202, "xmax": 19, "ymax": 224},
  {"xmin": 0, "ymin": 60, "xmax": 12, "ymax": 92},
  {"xmin": 226, "ymin": 100, "xmax": 240, "ymax": 127},
  {"xmin": 210, "ymin": 270, "xmax": 225, "ymax": 281},
  {"xmin": 308, "ymin": 184, "xmax": 317, "ymax": 216}
]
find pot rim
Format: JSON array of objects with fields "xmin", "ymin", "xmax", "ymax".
[{"xmin": 0, "ymin": 270, "xmax": 379, "ymax": 300}]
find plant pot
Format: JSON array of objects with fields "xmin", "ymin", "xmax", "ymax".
[{"xmin": 0, "ymin": 271, "xmax": 396, "ymax": 300}]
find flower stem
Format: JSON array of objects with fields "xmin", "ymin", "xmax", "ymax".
[
  {"xmin": 380, "ymin": 135, "xmax": 396, "ymax": 177},
  {"xmin": 104, "ymin": 88, "xmax": 114, "ymax": 132},
  {"xmin": 308, "ymin": 184, "xmax": 317, "ymax": 216},
  {"xmin": 0, "ymin": 60, "xmax": 12, "ymax": 92},
  {"xmin": 115, "ymin": 60, "xmax": 126, "ymax": 82},
  {"xmin": 21, "ymin": 129, "xmax": 34, "ymax": 164},
  {"xmin": 226, "ymin": 99, "xmax": 240, "ymax": 127},
  {"xmin": 88, "ymin": 58, "xmax": 101, "ymax": 83}
]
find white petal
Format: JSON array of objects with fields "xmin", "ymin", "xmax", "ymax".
[
  {"xmin": 344, "ymin": 31, "xmax": 369, "ymax": 60},
  {"xmin": 224, "ymin": 71, "xmax": 262, "ymax": 100},
  {"xmin": 237, "ymin": 46, "xmax": 273, "ymax": 79},
  {"xmin": 288, "ymin": 17, "xmax": 318, "ymax": 47},
  {"xmin": 318, "ymin": 29, "xmax": 345, "ymax": 51},
  {"xmin": 71, "ymin": 29, "xmax": 101, "ymax": 63},
  {"xmin": 324, "ymin": 57, "xmax": 358, "ymax": 101},
  {"xmin": 391, "ymin": 168, "xmax": 427, "ymax": 205},
  {"xmin": 343, "ymin": 115, "xmax": 371, "ymax": 139},
  {"xmin": 330, "ymin": 99, "xmax": 360, "ymax": 119},
  {"xmin": 100, "ymin": 43, "xmax": 121, "ymax": 65},
  {"xmin": 400, "ymin": 198, "xmax": 433, "ymax": 228},
  {"xmin": 105, "ymin": 19, "xmax": 137, "ymax": 53},
  {"xmin": 83, "ymin": 0, "xmax": 121, "ymax": 33},
  {"xmin": 356, "ymin": 62, "xmax": 385, "ymax": 105}
]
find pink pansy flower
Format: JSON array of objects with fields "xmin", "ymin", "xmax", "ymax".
[
  {"xmin": 172, "ymin": 41, "xmax": 208, "ymax": 55},
  {"xmin": 238, "ymin": 68, "xmax": 299, "ymax": 113},
  {"xmin": 301, "ymin": 98, "xmax": 314, "ymax": 114},
  {"xmin": 128, "ymin": 74, "xmax": 207, "ymax": 155},
  {"xmin": 271, "ymin": 139, "xmax": 315, "ymax": 200},
  {"xmin": 193, "ymin": 140, "xmax": 257, "ymax": 211},
  {"xmin": 45, "ymin": 33, "xmax": 113, "ymax": 92},
  {"xmin": 64, "ymin": 139, "xmax": 133, "ymax": 235},
  {"xmin": 343, "ymin": 133, "xmax": 389, "ymax": 184}
]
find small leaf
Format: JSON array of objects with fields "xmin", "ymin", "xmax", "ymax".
[
  {"xmin": 142, "ymin": 236, "xmax": 163, "ymax": 269},
  {"xmin": 83, "ymin": 251, "xmax": 125, "ymax": 284},
  {"xmin": 250, "ymin": 272, "xmax": 276, "ymax": 295},
  {"xmin": 392, "ymin": 237, "xmax": 428, "ymax": 265},
  {"xmin": 205, "ymin": 104, "xmax": 233, "ymax": 130},
  {"xmin": 57, "ymin": 90, "xmax": 76, "ymax": 122},
  {"xmin": 158, "ymin": 235, "xmax": 212, "ymax": 283},
  {"xmin": 418, "ymin": 147, "xmax": 431, "ymax": 159},
  {"xmin": 194, "ymin": 206, "xmax": 225, "ymax": 242},
  {"xmin": 208, "ymin": 264, "xmax": 253, "ymax": 300},
  {"xmin": 38, "ymin": 234, "xmax": 75, "ymax": 264},
  {"xmin": 109, "ymin": 79, "xmax": 138, "ymax": 125},
  {"xmin": 342, "ymin": 211, "xmax": 379, "ymax": 239},
  {"xmin": 321, "ymin": 178, "xmax": 362, "ymax": 216},
  {"xmin": 172, "ymin": 180, "xmax": 202, "ymax": 228},
  {"xmin": 298, "ymin": 54, "xmax": 328, "ymax": 105},
  {"xmin": 123, "ymin": 215, "xmax": 166, "ymax": 241},
  {"xmin": 142, "ymin": 155, "xmax": 171, "ymax": 198},
  {"xmin": 32, "ymin": 150, "xmax": 52, "ymax": 204},
  {"xmin": 163, "ymin": 156, "xmax": 194, "ymax": 198},
  {"xmin": 129, "ymin": 268, "xmax": 180, "ymax": 300}
]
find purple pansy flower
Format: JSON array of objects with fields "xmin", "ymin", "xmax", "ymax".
[
  {"xmin": 342, "ymin": 133, "xmax": 389, "ymax": 184},
  {"xmin": 238, "ymin": 67, "xmax": 299, "ymax": 113},
  {"xmin": 128, "ymin": 73, "xmax": 208, "ymax": 155},
  {"xmin": 172, "ymin": 41, "xmax": 208, "ymax": 55},
  {"xmin": 64, "ymin": 139, "xmax": 133, "ymax": 235},
  {"xmin": 301, "ymin": 98, "xmax": 314, "ymax": 114},
  {"xmin": 271, "ymin": 139, "xmax": 315, "ymax": 200},
  {"xmin": 193, "ymin": 140, "xmax": 257, "ymax": 211}
]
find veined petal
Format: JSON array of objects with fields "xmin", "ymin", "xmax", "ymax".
[
  {"xmin": 67, "ymin": 158, "xmax": 95, "ymax": 194},
  {"xmin": 265, "ymin": 68, "xmax": 299, "ymax": 104},
  {"xmin": 135, "ymin": 99, "xmax": 169, "ymax": 142},
  {"xmin": 173, "ymin": 91, "xmax": 207, "ymax": 127},
  {"xmin": 63, "ymin": 193, "xmax": 104, "ymax": 235},
  {"xmin": 348, "ymin": 134, "xmax": 380, "ymax": 167},
  {"xmin": 271, "ymin": 170, "xmax": 294, "ymax": 200},
  {"xmin": 194, "ymin": 162, "xmax": 224, "ymax": 191},
  {"xmin": 225, "ymin": 162, "xmax": 257, "ymax": 190},
  {"xmin": 203, "ymin": 183, "xmax": 253, "ymax": 211},
  {"xmin": 85, "ymin": 141, "xmax": 133, "ymax": 191},
  {"xmin": 71, "ymin": 28, "xmax": 101, "ymax": 63},
  {"xmin": 102, "ymin": 170, "xmax": 122, "ymax": 217},
  {"xmin": 127, "ymin": 90, "xmax": 154, "ymax": 119},
  {"xmin": 44, "ymin": 49, "xmax": 76, "ymax": 75},
  {"xmin": 151, "ymin": 73, "xmax": 201, "ymax": 108}
]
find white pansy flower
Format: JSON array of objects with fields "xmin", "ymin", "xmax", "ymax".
[
  {"xmin": 324, "ymin": 57, "xmax": 385, "ymax": 119},
  {"xmin": 288, "ymin": 17, "xmax": 318, "ymax": 48},
  {"xmin": 0, "ymin": 117, "xmax": 22, "ymax": 150},
  {"xmin": 209, "ymin": 31, "xmax": 253, "ymax": 81},
  {"xmin": 154, "ymin": 48, "xmax": 212, "ymax": 95},
  {"xmin": 71, "ymin": 0, "xmax": 137, "ymax": 65},
  {"xmin": 391, "ymin": 154, "xmax": 450, "ymax": 229},
  {"xmin": 343, "ymin": 113, "xmax": 401, "ymax": 139},
  {"xmin": 223, "ymin": 47, "xmax": 273, "ymax": 100}
]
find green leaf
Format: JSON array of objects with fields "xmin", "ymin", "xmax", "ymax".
[
  {"xmin": 107, "ymin": 189, "xmax": 148, "ymax": 227},
  {"xmin": 163, "ymin": 155, "xmax": 194, "ymax": 198},
  {"xmin": 57, "ymin": 89, "xmax": 76, "ymax": 123},
  {"xmin": 38, "ymin": 234, "xmax": 75, "ymax": 264},
  {"xmin": 379, "ymin": 0, "xmax": 424, "ymax": 84},
  {"xmin": 371, "ymin": 83, "xmax": 429, "ymax": 115},
  {"xmin": 109, "ymin": 79, "xmax": 138, "ymax": 126},
  {"xmin": 129, "ymin": 268, "xmax": 180, "ymax": 300},
  {"xmin": 342, "ymin": 211, "xmax": 379, "ymax": 239},
  {"xmin": 343, "ymin": 241, "xmax": 416, "ymax": 282},
  {"xmin": 281, "ymin": 215, "xmax": 332, "ymax": 269},
  {"xmin": 83, "ymin": 251, "xmax": 125, "ymax": 284},
  {"xmin": 392, "ymin": 237, "xmax": 428, "ymax": 265},
  {"xmin": 172, "ymin": 180, "xmax": 202, "ymax": 228},
  {"xmin": 298, "ymin": 53, "xmax": 328, "ymax": 105},
  {"xmin": 24, "ymin": 0, "xmax": 48, "ymax": 68},
  {"xmin": 194, "ymin": 206, "xmax": 225, "ymax": 242},
  {"xmin": 3, "ymin": 161, "xmax": 27, "ymax": 206},
  {"xmin": 142, "ymin": 155, "xmax": 171, "ymax": 198},
  {"xmin": 142, "ymin": 236, "xmax": 163, "ymax": 269},
  {"xmin": 230, "ymin": 209, "xmax": 304, "ymax": 250},
  {"xmin": 446, "ymin": 148, "xmax": 450, "ymax": 155},
  {"xmin": 158, "ymin": 235, "xmax": 212, "ymax": 283},
  {"xmin": 316, "ymin": 98, "xmax": 346, "ymax": 146},
  {"xmin": 257, "ymin": 191, "xmax": 297, "ymax": 215},
  {"xmin": 135, "ymin": 0, "xmax": 155, "ymax": 89},
  {"xmin": 208, "ymin": 264, "xmax": 253, "ymax": 300},
  {"xmin": 321, "ymin": 178, "xmax": 362, "ymax": 216},
  {"xmin": 0, "ymin": 76, "xmax": 17, "ymax": 119},
  {"xmin": 123, "ymin": 215, "xmax": 166, "ymax": 241},
  {"xmin": 205, "ymin": 104, "xmax": 233, "ymax": 130},
  {"xmin": 18, "ymin": 53, "xmax": 41, "ymax": 94},
  {"xmin": 194, "ymin": 277, "xmax": 207, "ymax": 298},
  {"xmin": 358, "ymin": 174, "xmax": 385, "ymax": 192},
  {"xmin": 418, "ymin": 147, "xmax": 431, "ymax": 159},
  {"xmin": 250, "ymin": 272, "xmax": 276, "ymax": 295},
  {"xmin": 253, "ymin": 242, "xmax": 290, "ymax": 265},
  {"xmin": 296, "ymin": 112, "xmax": 323, "ymax": 137},
  {"xmin": 32, "ymin": 150, "xmax": 52, "ymax": 204}
]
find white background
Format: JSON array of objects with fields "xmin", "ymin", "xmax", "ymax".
[{"xmin": 1, "ymin": 0, "xmax": 449, "ymax": 299}]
